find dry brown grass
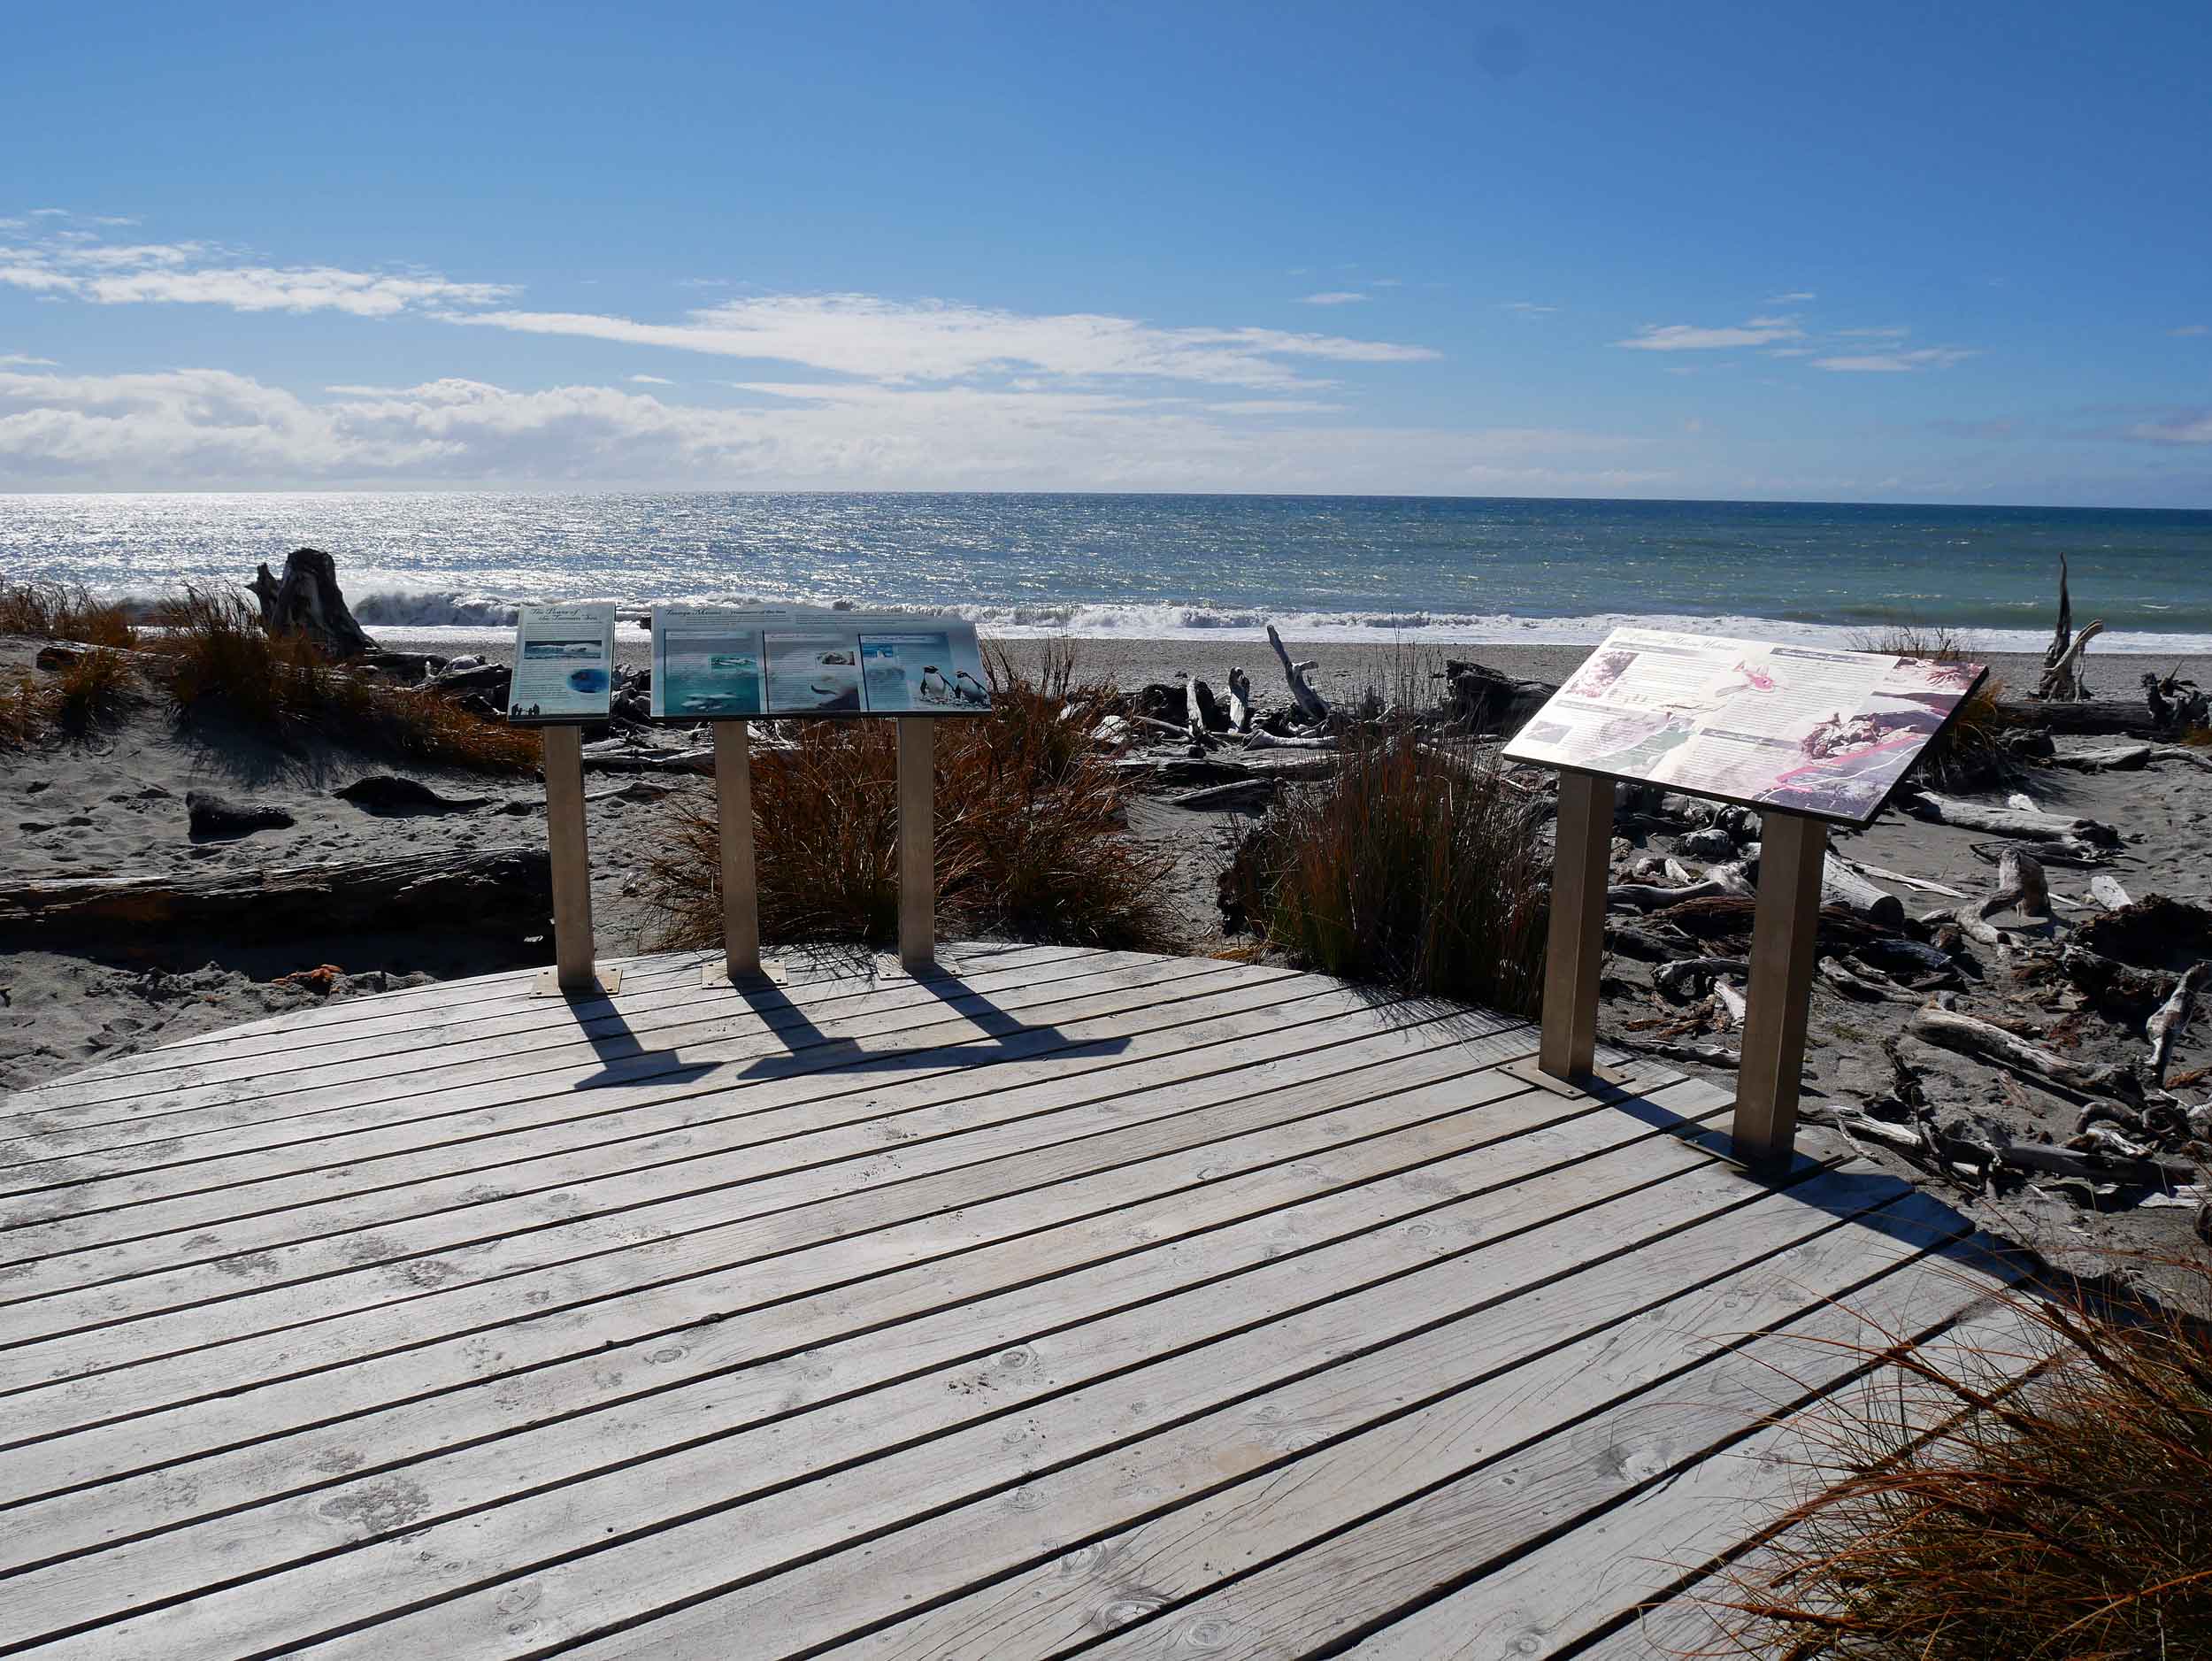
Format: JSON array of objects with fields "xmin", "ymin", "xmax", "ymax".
[
  {"xmin": 0, "ymin": 581, "xmax": 138, "ymax": 648},
  {"xmin": 147, "ymin": 587, "xmax": 539, "ymax": 773},
  {"xmin": 1704, "ymin": 1260, "xmax": 2212, "ymax": 1660},
  {"xmin": 1220, "ymin": 719, "xmax": 1548, "ymax": 1014},
  {"xmin": 49, "ymin": 647, "xmax": 144, "ymax": 735},
  {"xmin": 1855, "ymin": 625, "xmax": 2011, "ymax": 790},
  {"xmin": 641, "ymin": 650, "xmax": 1179, "ymax": 952},
  {"xmin": 0, "ymin": 646, "xmax": 144, "ymax": 746}
]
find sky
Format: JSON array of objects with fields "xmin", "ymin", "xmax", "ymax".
[{"xmin": 3, "ymin": 0, "xmax": 2208, "ymax": 504}]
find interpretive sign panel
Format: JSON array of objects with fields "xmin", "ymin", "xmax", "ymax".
[
  {"xmin": 1502, "ymin": 626, "xmax": 1987, "ymax": 825},
  {"xmin": 649, "ymin": 607, "xmax": 990, "ymax": 719},
  {"xmin": 508, "ymin": 603, "xmax": 618, "ymax": 725}
]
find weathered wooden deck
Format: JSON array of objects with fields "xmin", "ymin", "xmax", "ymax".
[{"xmin": 0, "ymin": 942, "xmax": 2026, "ymax": 1659}]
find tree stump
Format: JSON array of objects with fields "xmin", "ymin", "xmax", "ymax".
[{"xmin": 249, "ymin": 548, "xmax": 378, "ymax": 658}]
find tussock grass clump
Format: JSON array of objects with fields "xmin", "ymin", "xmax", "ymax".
[
  {"xmin": 149, "ymin": 588, "xmax": 538, "ymax": 773},
  {"xmin": 0, "ymin": 673, "xmax": 44, "ymax": 750},
  {"xmin": 0, "ymin": 581, "xmax": 138, "ymax": 648},
  {"xmin": 0, "ymin": 648, "xmax": 143, "ymax": 745},
  {"xmin": 1856, "ymin": 624, "xmax": 2010, "ymax": 790},
  {"xmin": 1711, "ymin": 1261, "xmax": 2212, "ymax": 1660},
  {"xmin": 641, "ymin": 649, "xmax": 1179, "ymax": 951},
  {"xmin": 1221, "ymin": 720, "xmax": 1548, "ymax": 1014},
  {"xmin": 50, "ymin": 647, "xmax": 143, "ymax": 735}
]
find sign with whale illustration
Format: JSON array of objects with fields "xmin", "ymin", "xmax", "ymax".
[
  {"xmin": 649, "ymin": 607, "xmax": 991, "ymax": 720},
  {"xmin": 507, "ymin": 603, "xmax": 618, "ymax": 725},
  {"xmin": 1503, "ymin": 626, "xmax": 1987, "ymax": 826}
]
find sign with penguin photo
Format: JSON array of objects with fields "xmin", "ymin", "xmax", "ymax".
[{"xmin": 649, "ymin": 607, "xmax": 991, "ymax": 720}]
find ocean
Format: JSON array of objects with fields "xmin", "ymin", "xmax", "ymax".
[{"xmin": 3, "ymin": 491, "xmax": 2208, "ymax": 653}]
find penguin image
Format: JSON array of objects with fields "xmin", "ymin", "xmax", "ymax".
[
  {"xmin": 918, "ymin": 665, "xmax": 952, "ymax": 703},
  {"xmin": 953, "ymin": 669, "xmax": 989, "ymax": 705}
]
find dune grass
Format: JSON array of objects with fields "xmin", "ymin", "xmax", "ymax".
[
  {"xmin": 0, "ymin": 581, "xmax": 139, "ymax": 649},
  {"xmin": 1709, "ymin": 1260, "xmax": 2212, "ymax": 1660},
  {"xmin": 0, "ymin": 645, "xmax": 144, "ymax": 745},
  {"xmin": 148, "ymin": 588, "xmax": 540, "ymax": 773},
  {"xmin": 641, "ymin": 650, "xmax": 1179, "ymax": 952},
  {"xmin": 1855, "ymin": 624, "xmax": 2010, "ymax": 790},
  {"xmin": 1220, "ymin": 716, "xmax": 1548, "ymax": 1014}
]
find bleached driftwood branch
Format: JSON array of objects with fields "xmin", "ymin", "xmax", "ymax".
[{"xmin": 1265, "ymin": 623, "xmax": 1330, "ymax": 725}]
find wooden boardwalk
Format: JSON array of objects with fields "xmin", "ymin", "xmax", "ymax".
[{"xmin": 0, "ymin": 942, "xmax": 2030, "ymax": 1659}]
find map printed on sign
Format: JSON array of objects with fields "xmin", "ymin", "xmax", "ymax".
[
  {"xmin": 649, "ymin": 608, "xmax": 991, "ymax": 719},
  {"xmin": 508, "ymin": 603, "xmax": 618, "ymax": 725},
  {"xmin": 1502, "ymin": 627, "xmax": 1988, "ymax": 825}
]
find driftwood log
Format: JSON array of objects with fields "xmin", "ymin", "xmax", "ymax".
[
  {"xmin": 248, "ymin": 547, "xmax": 378, "ymax": 658},
  {"xmin": 1993, "ymin": 698, "xmax": 2169, "ymax": 737},
  {"xmin": 2058, "ymin": 946, "xmax": 2176, "ymax": 1024},
  {"xmin": 1820, "ymin": 855, "xmax": 1905, "ymax": 926},
  {"xmin": 1908, "ymin": 1005, "xmax": 2138, "ymax": 1100},
  {"xmin": 0, "ymin": 850, "xmax": 551, "ymax": 942},
  {"xmin": 1897, "ymin": 788, "xmax": 2118, "ymax": 847},
  {"xmin": 2035, "ymin": 619, "xmax": 2105, "ymax": 702},
  {"xmin": 1264, "ymin": 623, "xmax": 1330, "ymax": 725},
  {"xmin": 2146, "ymin": 961, "xmax": 2208, "ymax": 1088},
  {"xmin": 1437, "ymin": 659, "xmax": 1555, "ymax": 735},
  {"xmin": 1225, "ymin": 667, "xmax": 1254, "ymax": 734}
]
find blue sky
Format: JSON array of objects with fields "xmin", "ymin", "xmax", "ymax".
[{"xmin": 4, "ymin": 0, "xmax": 2208, "ymax": 503}]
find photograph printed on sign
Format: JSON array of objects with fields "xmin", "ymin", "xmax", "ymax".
[
  {"xmin": 764, "ymin": 630, "xmax": 863, "ymax": 714},
  {"xmin": 650, "ymin": 608, "xmax": 764, "ymax": 719},
  {"xmin": 859, "ymin": 628, "xmax": 990, "ymax": 712}
]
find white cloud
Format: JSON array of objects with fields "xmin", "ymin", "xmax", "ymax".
[
  {"xmin": 1767, "ymin": 291, "xmax": 1817, "ymax": 304},
  {"xmin": 1764, "ymin": 347, "xmax": 1815, "ymax": 358},
  {"xmin": 1502, "ymin": 302, "xmax": 1556, "ymax": 315},
  {"xmin": 1369, "ymin": 278, "xmax": 1402, "ymax": 288},
  {"xmin": 0, "ymin": 365, "xmax": 1644, "ymax": 492},
  {"xmin": 1835, "ymin": 325, "xmax": 1910, "ymax": 340},
  {"xmin": 2173, "ymin": 324, "xmax": 2210, "ymax": 337},
  {"xmin": 628, "ymin": 373, "xmax": 674, "ymax": 385},
  {"xmin": 1810, "ymin": 347, "xmax": 1976, "ymax": 373},
  {"xmin": 2127, "ymin": 411, "xmax": 2212, "ymax": 444},
  {"xmin": 1203, "ymin": 398, "xmax": 1347, "ymax": 414},
  {"xmin": 0, "ymin": 352, "xmax": 58, "ymax": 366},
  {"xmin": 1297, "ymin": 291, "xmax": 1367, "ymax": 305},
  {"xmin": 1616, "ymin": 317, "xmax": 1804, "ymax": 351},
  {"xmin": 0, "ymin": 229, "xmax": 513, "ymax": 317},
  {"xmin": 449, "ymin": 293, "xmax": 1438, "ymax": 390}
]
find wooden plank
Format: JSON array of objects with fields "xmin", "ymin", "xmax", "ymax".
[
  {"xmin": 1, "ymin": 979, "xmax": 1399, "ymax": 1383},
  {"xmin": 0, "ymin": 1003, "xmax": 1552, "ymax": 1442},
  {"xmin": 541, "ymin": 723, "xmax": 597, "ymax": 991},
  {"xmin": 0, "ymin": 942, "xmax": 1072, "ymax": 1126},
  {"xmin": 1343, "ymin": 1302, "xmax": 2041, "ymax": 1661},
  {"xmin": 33, "ymin": 938, "xmax": 1032, "ymax": 1080},
  {"xmin": 710, "ymin": 720, "xmax": 761, "ymax": 980},
  {"xmin": 1, "ymin": 1084, "xmax": 1730, "ymax": 1641},
  {"xmin": 0, "ymin": 978, "xmax": 1480, "ymax": 1278},
  {"xmin": 1, "ymin": 1061, "xmax": 1624, "ymax": 1530},
  {"xmin": 2, "ymin": 1001, "xmax": 1500, "ymax": 1339},
  {"xmin": 0, "ymin": 942, "xmax": 1101, "ymax": 1140},
  {"xmin": 12, "ymin": 1090, "xmax": 1752, "ymax": 1657},
  {"xmin": 1570, "ymin": 1303, "xmax": 2039, "ymax": 1660},
  {"xmin": 1538, "ymin": 771, "xmax": 1613, "ymax": 1080},
  {"xmin": 896, "ymin": 716, "xmax": 933, "ymax": 973},
  {"xmin": 801, "ymin": 1186, "xmax": 1993, "ymax": 1661},
  {"xmin": 0, "ymin": 954, "xmax": 1263, "ymax": 1191},
  {"xmin": 1732, "ymin": 809, "xmax": 1827, "ymax": 1170}
]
